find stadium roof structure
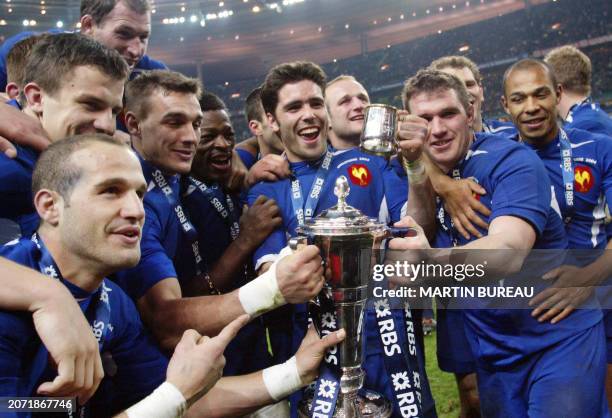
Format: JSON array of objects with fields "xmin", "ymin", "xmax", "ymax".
[{"xmin": 0, "ymin": 0, "xmax": 550, "ymax": 81}]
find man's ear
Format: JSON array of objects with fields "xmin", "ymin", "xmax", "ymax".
[
  {"xmin": 248, "ymin": 120, "xmax": 261, "ymax": 137},
  {"xmin": 555, "ymin": 83, "xmax": 563, "ymax": 106},
  {"xmin": 267, "ymin": 112, "xmax": 279, "ymax": 133},
  {"xmin": 466, "ymin": 102, "xmax": 475, "ymax": 127},
  {"xmin": 5, "ymin": 82, "xmax": 19, "ymax": 100},
  {"xmin": 34, "ymin": 189, "xmax": 63, "ymax": 226},
  {"xmin": 23, "ymin": 82, "xmax": 43, "ymax": 114},
  {"xmin": 80, "ymin": 15, "xmax": 95, "ymax": 36},
  {"xmin": 500, "ymin": 95, "xmax": 509, "ymax": 116},
  {"xmin": 124, "ymin": 111, "xmax": 141, "ymax": 137}
]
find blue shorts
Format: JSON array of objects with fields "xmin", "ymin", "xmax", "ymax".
[
  {"xmin": 475, "ymin": 321, "xmax": 609, "ymax": 418},
  {"xmin": 603, "ymin": 309, "xmax": 612, "ymax": 364},
  {"xmin": 435, "ymin": 308, "xmax": 476, "ymax": 374}
]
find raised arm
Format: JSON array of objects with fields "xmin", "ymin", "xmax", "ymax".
[
  {"xmin": 0, "ymin": 257, "xmax": 103, "ymax": 403},
  {"xmin": 137, "ymin": 246, "xmax": 324, "ymax": 351}
]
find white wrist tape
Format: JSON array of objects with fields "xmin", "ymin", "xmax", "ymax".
[
  {"xmin": 262, "ymin": 356, "xmax": 304, "ymax": 401},
  {"xmin": 403, "ymin": 158, "xmax": 427, "ymax": 184},
  {"xmin": 239, "ymin": 246, "xmax": 292, "ymax": 316},
  {"xmin": 126, "ymin": 382, "xmax": 187, "ymax": 418}
]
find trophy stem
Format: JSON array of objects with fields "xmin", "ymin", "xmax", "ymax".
[{"xmin": 336, "ymin": 392, "xmax": 362, "ymax": 418}]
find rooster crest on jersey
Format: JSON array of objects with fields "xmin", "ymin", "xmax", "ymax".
[
  {"xmin": 347, "ymin": 164, "xmax": 371, "ymax": 186},
  {"xmin": 574, "ymin": 166, "xmax": 594, "ymax": 193}
]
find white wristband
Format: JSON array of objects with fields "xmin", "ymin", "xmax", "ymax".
[
  {"xmin": 262, "ymin": 356, "xmax": 304, "ymax": 401},
  {"xmin": 239, "ymin": 246, "xmax": 292, "ymax": 316},
  {"xmin": 403, "ymin": 158, "xmax": 427, "ymax": 184},
  {"xmin": 126, "ymin": 382, "xmax": 187, "ymax": 418}
]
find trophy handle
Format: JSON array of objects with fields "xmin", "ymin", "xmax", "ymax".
[
  {"xmin": 289, "ymin": 236, "xmax": 324, "ymax": 337},
  {"xmin": 288, "ymin": 236, "xmax": 308, "ymax": 251}
]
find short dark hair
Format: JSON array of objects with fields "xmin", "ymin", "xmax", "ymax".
[
  {"xmin": 32, "ymin": 134, "xmax": 127, "ymax": 201},
  {"xmin": 544, "ymin": 45, "xmax": 591, "ymax": 96},
  {"xmin": 402, "ymin": 69, "xmax": 472, "ymax": 113},
  {"xmin": 245, "ymin": 86, "xmax": 265, "ymax": 123},
  {"xmin": 22, "ymin": 33, "xmax": 129, "ymax": 102},
  {"xmin": 200, "ymin": 91, "xmax": 227, "ymax": 113},
  {"xmin": 6, "ymin": 34, "xmax": 49, "ymax": 87},
  {"xmin": 260, "ymin": 61, "xmax": 327, "ymax": 116},
  {"xmin": 429, "ymin": 55, "xmax": 482, "ymax": 85},
  {"xmin": 502, "ymin": 58, "xmax": 558, "ymax": 97},
  {"xmin": 124, "ymin": 70, "xmax": 202, "ymax": 119},
  {"xmin": 81, "ymin": 0, "xmax": 150, "ymax": 25}
]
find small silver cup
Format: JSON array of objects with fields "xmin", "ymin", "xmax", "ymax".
[{"xmin": 359, "ymin": 104, "xmax": 398, "ymax": 158}]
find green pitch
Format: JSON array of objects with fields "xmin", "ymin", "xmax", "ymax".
[{"xmin": 424, "ymin": 331, "xmax": 461, "ymax": 418}]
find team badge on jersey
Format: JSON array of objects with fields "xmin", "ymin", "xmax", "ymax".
[
  {"xmin": 467, "ymin": 176, "xmax": 481, "ymax": 201},
  {"xmin": 574, "ymin": 166, "xmax": 594, "ymax": 193},
  {"xmin": 347, "ymin": 164, "xmax": 371, "ymax": 186}
]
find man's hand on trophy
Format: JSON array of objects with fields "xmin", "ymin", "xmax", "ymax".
[
  {"xmin": 276, "ymin": 245, "xmax": 325, "ymax": 304},
  {"xmin": 388, "ymin": 216, "xmax": 431, "ymax": 251},
  {"xmin": 385, "ymin": 216, "xmax": 432, "ymax": 287},
  {"xmin": 295, "ymin": 326, "xmax": 346, "ymax": 384},
  {"xmin": 396, "ymin": 110, "xmax": 430, "ymax": 163}
]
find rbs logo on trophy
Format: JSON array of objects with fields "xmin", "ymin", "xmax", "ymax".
[
  {"xmin": 574, "ymin": 166, "xmax": 594, "ymax": 193},
  {"xmin": 348, "ymin": 164, "xmax": 371, "ymax": 186}
]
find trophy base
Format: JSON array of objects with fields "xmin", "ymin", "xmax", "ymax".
[{"xmin": 297, "ymin": 389, "xmax": 392, "ymax": 418}]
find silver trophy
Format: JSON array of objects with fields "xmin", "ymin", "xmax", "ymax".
[
  {"xmin": 359, "ymin": 104, "xmax": 398, "ymax": 159},
  {"xmin": 291, "ymin": 176, "xmax": 392, "ymax": 418}
]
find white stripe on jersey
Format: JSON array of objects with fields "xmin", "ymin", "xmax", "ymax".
[
  {"xmin": 591, "ymin": 194, "xmax": 606, "ymax": 248},
  {"xmin": 379, "ymin": 196, "xmax": 390, "ymax": 225}
]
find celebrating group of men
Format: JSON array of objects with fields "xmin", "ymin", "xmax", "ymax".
[{"xmin": 0, "ymin": 0, "xmax": 610, "ymax": 417}]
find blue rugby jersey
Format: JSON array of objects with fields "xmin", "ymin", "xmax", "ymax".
[
  {"xmin": 247, "ymin": 147, "xmax": 438, "ymax": 418},
  {"xmin": 247, "ymin": 147, "xmax": 389, "ymax": 269},
  {"xmin": 180, "ymin": 180, "xmax": 274, "ymax": 376},
  {"xmin": 0, "ymin": 143, "xmax": 40, "ymax": 238},
  {"xmin": 0, "ymin": 239, "xmax": 167, "ymax": 417},
  {"xmin": 0, "ymin": 30, "xmax": 166, "ymax": 91},
  {"xmin": 236, "ymin": 148, "xmax": 258, "ymax": 171},
  {"xmin": 434, "ymin": 133, "xmax": 602, "ymax": 367},
  {"xmin": 111, "ymin": 156, "xmax": 181, "ymax": 300},
  {"xmin": 180, "ymin": 182, "xmax": 242, "ymax": 282},
  {"xmin": 565, "ymin": 99, "xmax": 612, "ymax": 137},
  {"xmin": 520, "ymin": 128, "xmax": 612, "ymax": 250},
  {"xmin": 482, "ymin": 118, "xmax": 518, "ymax": 140}
]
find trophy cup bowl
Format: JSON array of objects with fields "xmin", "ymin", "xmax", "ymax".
[
  {"xmin": 359, "ymin": 104, "xmax": 398, "ymax": 159},
  {"xmin": 292, "ymin": 176, "xmax": 392, "ymax": 418}
]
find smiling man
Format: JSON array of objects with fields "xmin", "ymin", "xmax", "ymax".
[
  {"xmin": 394, "ymin": 68, "xmax": 606, "ymax": 418},
  {"xmin": 248, "ymin": 61, "xmax": 436, "ymax": 418},
  {"xmin": 180, "ymin": 91, "xmax": 282, "ymax": 380},
  {"xmin": 502, "ymin": 58, "xmax": 612, "ymax": 413},
  {"xmin": 112, "ymin": 70, "xmax": 327, "ymax": 371},
  {"xmin": 0, "ymin": 0, "xmax": 164, "ymax": 91},
  {"xmin": 0, "ymin": 33, "xmax": 128, "ymax": 239},
  {"xmin": 324, "ymin": 75, "xmax": 370, "ymax": 151}
]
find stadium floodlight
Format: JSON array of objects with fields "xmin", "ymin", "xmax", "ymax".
[
  {"xmin": 190, "ymin": 14, "xmax": 198, "ymax": 22},
  {"xmin": 56, "ymin": 20, "xmax": 64, "ymax": 28}
]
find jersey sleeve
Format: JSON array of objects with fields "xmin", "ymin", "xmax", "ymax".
[
  {"xmin": 598, "ymin": 138, "xmax": 612, "ymax": 241},
  {"xmin": 135, "ymin": 55, "xmax": 167, "ymax": 71},
  {"xmin": 237, "ymin": 148, "xmax": 257, "ymax": 170},
  {"xmin": 112, "ymin": 201, "xmax": 177, "ymax": 300},
  {"xmin": 489, "ymin": 146, "xmax": 551, "ymax": 236},
  {"xmin": 0, "ymin": 310, "xmax": 43, "ymax": 415},
  {"xmin": 98, "ymin": 284, "xmax": 168, "ymax": 412},
  {"xmin": 247, "ymin": 183, "xmax": 287, "ymax": 270},
  {"xmin": 0, "ymin": 154, "xmax": 35, "ymax": 220},
  {"xmin": 382, "ymin": 159, "xmax": 408, "ymax": 224}
]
